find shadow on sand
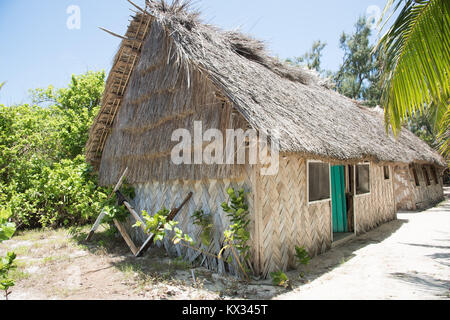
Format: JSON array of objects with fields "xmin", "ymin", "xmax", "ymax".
[{"xmin": 390, "ymin": 272, "xmax": 450, "ymax": 298}]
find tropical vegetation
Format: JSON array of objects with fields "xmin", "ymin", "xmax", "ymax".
[
  {"xmin": 0, "ymin": 71, "xmax": 110, "ymax": 229},
  {"xmin": 376, "ymin": 0, "xmax": 449, "ymax": 162}
]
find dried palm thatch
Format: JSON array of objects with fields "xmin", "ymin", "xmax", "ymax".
[{"xmin": 86, "ymin": 0, "xmax": 445, "ymax": 185}]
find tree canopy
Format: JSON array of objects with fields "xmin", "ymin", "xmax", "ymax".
[
  {"xmin": 0, "ymin": 71, "xmax": 112, "ymax": 228},
  {"xmin": 287, "ymin": 40, "xmax": 327, "ymax": 74},
  {"xmin": 335, "ymin": 16, "xmax": 382, "ymax": 107}
]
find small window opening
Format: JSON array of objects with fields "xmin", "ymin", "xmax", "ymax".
[
  {"xmin": 356, "ymin": 164, "xmax": 370, "ymax": 195},
  {"xmin": 411, "ymin": 166, "xmax": 420, "ymax": 186},
  {"xmin": 384, "ymin": 166, "xmax": 390, "ymax": 180},
  {"xmin": 431, "ymin": 166, "xmax": 439, "ymax": 184},
  {"xmin": 423, "ymin": 166, "xmax": 431, "ymax": 186},
  {"xmin": 308, "ymin": 162, "xmax": 331, "ymax": 202}
]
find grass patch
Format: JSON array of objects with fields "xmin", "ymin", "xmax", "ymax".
[
  {"xmin": 13, "ymin": 245, "xmax": 31, "ymax": 256},
  {"xmin": 169, "ymin": 257, "xmax": 192, "ymax": 271},
  {"xmin": 41, "ymin": 256, "xmax": 57, "ymax": 265},
  {"xmin": 68, "ymin": 224, "xmax": 126, "ymax": 254},
  {"xmin": 13, "ymin": 228, "xmax": 65, "ymax": 242},
  {"xmin": 40, "ymin": 254, "xmax": 70, "ymax": 266},
  {"xmin": 14, "ymin": 259, "xmax": 31, "ymax": 268},
  {"xmin": 339, "ymin": 257, "xmax": 350, "ymax": 265},
  {"xmin": 114, "ymin": 255, "xmax": 193, "ymax": 287},
  {"xmin": 47, "ymin": 286, "xmax": 71, "ymax": 298},
  {"xmin": 117, "ymin": 262, "xmax": 143, "ymax": 276},
  {"xmin": 7, "ymin": 259, "xmax": 32, "ymax": 282}
]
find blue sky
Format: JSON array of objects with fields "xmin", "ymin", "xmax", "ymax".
[{"xmin": 0, "ymin": 0, "xmax": 390, "ymax": 105}]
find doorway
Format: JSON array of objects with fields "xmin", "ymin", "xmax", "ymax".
[
  {"xmin": 331, "ymin": 165, "xmax": 355, "ymax": 243},
  {"xmin": 331, "ymin": 165, "xmax": 348, "ymax": 233}
]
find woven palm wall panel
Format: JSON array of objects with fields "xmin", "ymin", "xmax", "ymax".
[
  {"xmin": 354, "ymin": 164, "xmax": 396, "ymax": 234},
  {"xmin": 256, "ymin": 156, "xmax": 331, "ymax": 277},
  {"xmin": 393, "ymin": 164, "xmax": 416, "ymax": 210},
  {"xmin": 408, "ymin": 163, "xmax": 444, "ymax": 209},
  {"xmin": 131, "ymin": 165, "xmax": 255, "ymax": 276}
]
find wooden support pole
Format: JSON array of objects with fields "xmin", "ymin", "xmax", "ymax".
[
  {"xmin": 114, "ymin": 168, "xmax": 129, "ymax": 193},
  {"xmin": 85, "ymin": 169, "xmax": 193, "ymax": 258},
  {"xmin": 98, "ymin": 27, "xmax": 143, "ymax": 43},
  {"xmin": 135, "ymin": 192, "xmax": 193, "ymax": 257},
  {"xmin": 123, "ymin": 201, "xmax": 145, "ymax": 227},
  {"xmin": 168, "ymin": 192, "xmax": 193, "ymax": 220},
  {"xmin": 86, "ymin": 209, "xmax": 108, "ymax": 242},
  {"xmin": 127, "ymin": 0, "xmax": 151, "ymax": 15},
  {"xmin": 86, "ymin": 168, "xmax": 128, "ymax": 241},
  {"xmin": 115, "ymin": 189, "xmax": 146, "ymax": 233},
  {"xmin": 114, "ymin": 219, "xmax": 138, "ymax": 256}
]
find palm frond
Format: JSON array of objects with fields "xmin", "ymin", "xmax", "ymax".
[
  {"xmin": 376, "ymin": 0, "xmax": 450, "ymax": 135},
  {"xmin": 0, "ymin": 82, "xmax": 4, "ymax": 91},
  {"xmin": 437, "ymin": 108, "xmax": 450, "ymax": 165}
]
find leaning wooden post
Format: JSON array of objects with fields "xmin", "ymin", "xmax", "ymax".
[
  {"xmin": 86, "ymin": 168, "xmax": 129, "ymax": 241},
  {"xmin": 135, "ymin": 192, "xmax": 193, "ymax": 257}
]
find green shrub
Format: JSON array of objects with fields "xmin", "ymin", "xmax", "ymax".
[
  {"xmin": 192, "ymin": 210, "xmax": 213, "ymax": 247},
  {"xmin": 270, "ymin": 270, "xmax": 289, "ymax": 287},
  {"xmin": 221, "ymin": 188, "xmax": 251, "ymax": 261},
  {"xmin": 295, "ymin": 246, "xmax": 310, "ymax": 266},
  {"xmin": 0, "ymin": 207, "xmax": 17, "ymax": 300},
  {"xmin": 0, "ymin": 71, "xmax": 109, "ymax": 229},
  {"xmin": 0, "ymin": 208, "xmax": 16, "ymax": 241}
]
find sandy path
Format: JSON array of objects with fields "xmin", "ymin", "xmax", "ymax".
[{"xmin": 277, "ymin": 188, "xmax": 450, "ymax": 300}]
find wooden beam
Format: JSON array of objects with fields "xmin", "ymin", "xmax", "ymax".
[
  {"xmin": 114, "ymin": 167, "xmax": 129, "ymax": 192},
  {"xmin": 135, "ymin": 192, "xmax": 193, "ymax": 257},
  {"xmin": 135, "ymin": 233, "xmax": 155, "ymax": 258},
  {"xmin": 114, "ymin": 219, "xmax": 138, "ymax": 256},
  {"xmin": 85, "ymin": 168, "xmax": 129, "ymax": 241},
  {"xmin": 85, "ymin": 170, "xmax": 193, "ymax": 258},
  {"xmin": 123, "ymin": 201, "xmax": 145, "ymax": 226},
  {"xmin": 168, "ymin": 192, "xmax": 193, "ymax": 220},
  {"xmin": 98, "ymin": 27, "xmax": 143, "ymax": 43},
  {"xmin": 127, "ymin": 0, "xmax": 150, "ymax": 15},
  {"xmin": 86, "ymin": 209, "xmax": 107, "ymax": 242}
]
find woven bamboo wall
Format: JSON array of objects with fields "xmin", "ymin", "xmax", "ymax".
[
  {"xmin": 130, "ymin": 165, "xmax": 255, "ymax": 276},
  {"xmin": 393, "ymin": 164, "xmax": 416, "ymax": 210},
  {"xmin": 354, "ymin": 164, "xmax": 396, "ymax": 234},
  {"xmin": 407, "ymin": 164, "xmax": 444, "ymax": 210},
  {"xmin": 255, "ymin": 155, "xmax": 331, "ymax": 277},
  {"xmin": 126, "ymin": 158, "xmax": 427, "ymax": 278},
  {"xmin": 129, "ymin": 155, "xmax": 332, "ymax": 278}
]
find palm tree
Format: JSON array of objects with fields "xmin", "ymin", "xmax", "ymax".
[
  {"xmin": 437, "ymin": 109, "xmax": 449, "ymax": 162},
  {"xmin": 376, "ymin": 0, "xmax": 449, "ymax": 162}
]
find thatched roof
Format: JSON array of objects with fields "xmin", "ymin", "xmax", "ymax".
[{"xmin": 86, "ymin": 0, "xmax": 446, "ymax": 172}]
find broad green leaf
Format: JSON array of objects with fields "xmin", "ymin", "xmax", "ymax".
[
  {"xmin": 0, "ymin": 222, "xmax": 16, "ymax": 242},
  {"xmin": 376, "ymin": 0, "xmax": 449, "ymax": 157}
]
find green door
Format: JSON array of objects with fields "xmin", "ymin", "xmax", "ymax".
[{"xmin": 331, "ymin": 165, "xmax": 348, "ymax": 233}]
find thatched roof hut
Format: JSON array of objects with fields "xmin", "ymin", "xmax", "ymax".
[{"xmin": 86, "ymin": 1, "xmax": 445, "ymax": 277}]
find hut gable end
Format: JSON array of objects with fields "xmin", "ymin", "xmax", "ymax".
[{"xmin": 98, "ymin": 17, "xmax": 247, "ymax": 185}]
